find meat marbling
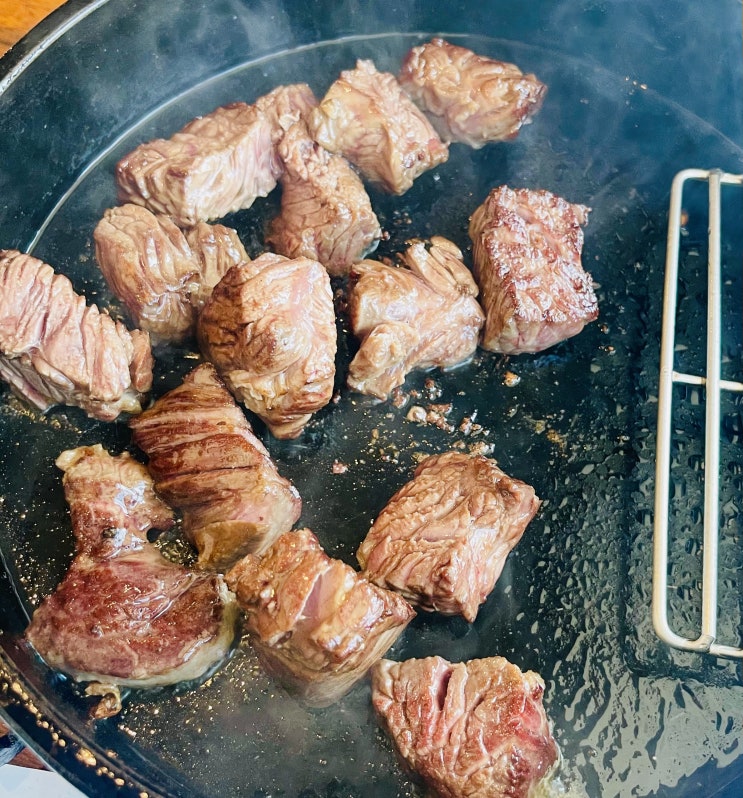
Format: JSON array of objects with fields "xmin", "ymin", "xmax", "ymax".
[
  {"xmin": 226, "ymin": 528, "xmax": 415, "ymax": 707},
  {"xmin": 25, "ymin": 445, "xmax": 239, "ymax": 718},
  {"xmin": 371, "ymin": 655, "xmax": 559, "ymax": 798},
  {"xmin": 469, "ymin": 185, "xmax": 598, "ymax": 354},
  {"xmin": 357, "ymin": 451, "xmax": 539, "ymax": 623},
  {"xmin": 0, "ymin": 249, "xmax": 152, "ymax": 421},
  {"xmin": 129, "ymin": 363, "xmax": 301, "ymax": 571},
  {"xmin": 309, "ymin": 59, "xmax": 449, "ymax": 194},
  {"xmin": 198, "ymin": 252, "xmax": 337, "ymax": 439},
  {"xmin": 399, "ymin": 38, "xmax": 547, "ymax": 148},
  {"xmin": 347, "ymin": 237, "xmax": 484, "ymax": 399}
]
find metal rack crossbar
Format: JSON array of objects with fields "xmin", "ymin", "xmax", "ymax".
[{"xmin": 653, "ymin": 168, "xmax": 743, "ymax": 660}]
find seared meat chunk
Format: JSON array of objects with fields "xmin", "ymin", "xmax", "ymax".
[
  {"xmin": 347, "ymin": 237, "xmax": 484, "ymax": 399},
  {"xmin": 129, "ymin": 363, "xmax": 301, "ymax": 571},
  {"xmin": 399, "ymin": 38, "xmax": 547, "ymax": 148},
  {"xmin": 198, "ymin": 253, "xmax": 336, "ymax": 439},
  {"xmin": 26, "ymin": 445, "xmax": 238, "ymax": 717},
  {"xmin": 94, "ymin": 206, "xmax": 249, "ymax": 342},
  {"xmin": 357, "ymin": 452, "xmax": 539, "ymax": 622},
  {"xmin": 116, "ymin": 102, "xmax": 281, "ymax": 227},
  {"xmin": 309, "ymin": 59, "xmax": 449, "ymax": 194},
  {"xmin": 94, "ymin": 204, "xmax": 199, "ymax": 343},
  {"xmin": 268, "ymin": 121, "xmax": 381, "ymax": 276},
  {"xmin": 469, "ymin": 185, "xmax": 597, "ymax": 354},
  {"xmin": 371, "ymin": 655, "xmax": 559, "ymax": 798},
  {"xmin": 185, "ymin": 221, "xmax": 250, "ymax": 311},
  {"xmin": 226, "ymin": 528, "xmax": 415, "ymax": 707},
  {"xmin": 253, "ymin": 83, "xmax": 319, "ymax": 142},
  {"xmin": 0, "ymin": 249, "xmax": 152, "ymax": 421}
]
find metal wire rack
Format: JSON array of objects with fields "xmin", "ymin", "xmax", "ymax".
[{"xmin": 653, "ymin": 168, "xmax": 743, "ymax": 659}]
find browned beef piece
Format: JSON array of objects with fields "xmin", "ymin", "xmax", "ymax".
[
  {"xmin": 0, "ymin": 249, "xmax": 152, "ymax": 421},
  {"xmin": 267, "ymin": 121, "xmax": 381, "ymax": 277},
  {"xmin": 94, "ymin": 204, "xmax": 199, "ymax": 343},
  {"xmin": 253, "ymin": 83, "xmax": 319, "ymax": 143},
  {"xmin": 347, "ymin": 237, "xmax": 484, "ymax": 399},
  {"xmin": 184, "ymin": 221, "xmax": 250, "ymax": 311},
  {"xmin": 129, "ymin": 363, "xmax": 301, "ymax": 571},
  {"xmin": 115, "ymin": 102, "xmax": 281, "ymax": 227},
  {"xmin": 357, "ymin": 452, "xmax": 539, "ymax": 622},
  {"xmin": 309, "ymin": 59, "xmax": 449, "ymax": 194},
  {"xmin": 371, "ymin": 655, "xmax": 559, "ymax": 798},
  {"xmin": 94, "ymin": 206, "xmax": 249, "ymax": 343},
  {"xmin": 469, "ymin": 185, "xmax": 598, "ymax": 354},
  {"xmin": 399, "ymin": 38, "xmax": 547, "ymax": 148},
  {"xmin": 226, "ymin": 528, "xmax": 415, "ymax": 707},
  {"xmin": 26, "ymin": 445, "xmax": 238, "ymax": 717},
  {"xmin": 198, "ymin": 253, "xmax": 336, "ymax": 439}
]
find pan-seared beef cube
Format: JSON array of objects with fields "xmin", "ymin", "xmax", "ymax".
[
  {"xmin": 357, "ymin": 452, "xmax": 539, "ymax": 623},
  {"xmin": 198, "ymin": 252, "xmax": 336, "ymax": 439},
  {"xmin": 129, "ymin": 363, "xmax": 301, "ymax": 571},
  {"xmin": 347, "ymin": 237, "xmax": 484, "ymax": 399},
  {"xmin": 226, "ymin": 528, "xmax": 415, "ymax": 707},
  {"xmin": 399, "ymin": 38, "xmax": 547, "ymax": 148},
  {"xmin": 253, "ymin": 83, "xmax": 319, "ymax": 142},
  {"xmin": 268, "ymin": 121, "xmax": 381, "ymax": 277},
  {"xmin": 116, "ymin": 102, "xmax": 281, "ymax": 227},
  {"xmin": 185, "ymin": 221, "xmax": 250, "ymax": 311},
  {"xmin": 309, "ymin": 59, "xmax": 449, "ymax": 194},
  {"xmin": 26, "ymin": 445, "xmax": 238, "ymax": 718},
  {"xmin": 469, "ymin": 185, "xmax": 597, "ymax": 354},
  {"xmin": 0, "ymin": 250, "xmax": 152, "ymax": 421},
  {"xmin": 371, "ymin": 655, "xmax": 559, "ymax": 798},
  {"xmin": 94, "ymin": 204, "xmax": 199, "ymax": 343},
  {"xmin": 94, "ymin": 206, "xmax": 249, "ymax": 343}
]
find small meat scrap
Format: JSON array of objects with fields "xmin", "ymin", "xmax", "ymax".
[
  {"xmin": 225, "ymin": 528, "xmax": 415, "ymax": 707},
  {"xmin": 267, "ymin": 121, "xmax": 381, "ymax": 276},
  {"xmin": 347, "ymin": 237, "xmax": 484, "ymax": 399},
  {"xmin": 469, "ymin": 185, "xmax": 598, "ymax": 354},
  {"xmin": 309, "ymin": 59, "xmax": 449, "ymax": 194},
  {"xmin": 0, "ymin": 249, "xmax": 152, "ymax": 421},
  {"xmin": 399, "ymin": 38, "xmax": 547, "ymax": 148},
  {"xmin": 116, "ymin": 102, "xmax": 281, "ymax": 227},
  {"xmin": 129, "ymin": 363, "xmax": 301, "ymax": 571},
  {"xmin": 357, "ymin": 451, "xmax": 539, "ymax": 622},
  {"xmin": 26, "ymin": 445, "xmax": 239, "ymax": 714},
  {"xmin": 198, "ymin": 253, "xmax": 336, "ymax": 439},
  {"xmin": 371, "ymin": 655, "xmax": 559, "ymax": 798},
  {"xmin": 185, "ymin": 221, "xmax": 250, "ymax": 311}
]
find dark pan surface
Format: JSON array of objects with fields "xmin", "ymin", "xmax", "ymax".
[{"xmin": 1, "ymin": 3, "xmax": 742, "ymax": 797}]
